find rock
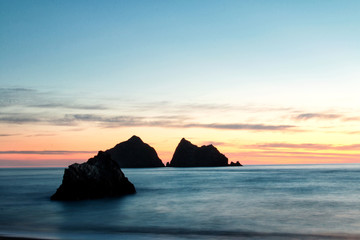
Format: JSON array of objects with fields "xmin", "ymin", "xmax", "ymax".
[
  {"xmin": 168, "ymin": 138, "xmax": 229, "ymax": 167},
  {"xmin": 229, "ymin": 161, "xmax": 243, "ymax": 166},
  {"xmin": 51, "ymin": 151, "xmax": 136, "ymax": 201},
  {"xmin": 105, "ymin": 135, "xmax": 164, "ymax": 168}
]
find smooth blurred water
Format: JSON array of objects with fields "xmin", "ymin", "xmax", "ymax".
[{"xmin": 1, "ymin": 165, "xmax": 360, "ymax": 239}]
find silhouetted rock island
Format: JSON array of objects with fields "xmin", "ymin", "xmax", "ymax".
[
  {"xmin": 105, "ymin": 135, "xmax": 164, "ymax": 168},
  {"xmin": 229, "ymin": 161, "xmax": 243, "ymax": 166},
  {"xmin": 168, "ymin": 138, "xmax": 241, "ymax": 167},
  {"xmin": 51, "ymin": 151, "xmax": 135, "ymax": 201}
]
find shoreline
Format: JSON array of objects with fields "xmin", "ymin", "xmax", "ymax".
[
  {"xmin": 0, "ymin": 236, "xmax": 49, "ymax": 240},
  {"xmin": 2, "ymin": 232, "xmax": 360, "ymax": 240}
]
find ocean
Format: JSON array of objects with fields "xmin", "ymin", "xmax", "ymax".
[{"xmin": 1, "ymin": 164, "xmax": 360, "ymax": 239}]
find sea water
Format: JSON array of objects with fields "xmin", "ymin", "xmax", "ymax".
[{"xmin": 1, "ymin": 165, "xmax": 360, "ymax": 239}]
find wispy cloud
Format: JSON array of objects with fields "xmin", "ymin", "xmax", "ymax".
[
  {"xmin": 177, "ymin": 103, "xmax": 294, "ymax": 113},
  {"xmin": 0, "ymin": 134, "xmax": 18, "ymax": 137},
  {"xmin": 0, "ymin": 88, "xmax": 35, "ymax": 106},
  {"xmin": 200, "ymin": 141, "xmax": 229, "ymax": 146},
  {"xmin": 231, "ymin": 150, "xmax": 360, "ymax": 158},
  {"xmin": 30, "ymin": 103, "xmax": 106, "ymax": 110},
  {"xmin": 60, "ymin": 114, "xmax": 152, "ymax": 127},
  {"xmin": 295, "ymin": 113, "xmax": 341, "ymax": 120},
  {"xmin": 8, "ymin": 88, "xmax": 359, "ymax": 133},
  {"xmin": 0, "ymin": 150, "xmax": 96, "ymax": 155},
  {"xmin": 228, "ymin": 151, "xmax": 360, "ymax": 165},
  {"xmin": 0, "ymin": 159, "xmax": 87, "ymax": 167},
  {"xmin": 249, "ymin": 143, "xmax": 331, "ymax": 150},
  {"xmin": 343, "ymin": 117, "xmax": 360, "ymax": 122},
  {"xmin": 128, "ymin": 101, "xmax": 296, "ymax": 116},
  {"xmin": 0, "ymin": 111, "xmax": 295, "ymax": 131},
  {"xmin": 0, "ymin": 112, "xmax": 164, "ymax": 127},
  {"xmin": 346, "ymin": 131, "xmax": 360, "ymax": 134},
  {"xmin": 0, "ymin": 88, "xmax": 107, "ymax": 110},
  {"xmin": 183, "ymin": 123, "xmax": 294, "ymax": 131},
  {"xmin": 0, "ymin": 88, "xmax": 41, "ymax": 107},
  {"xmin": 252, "ymin": 151, "xmax": 360, "ymax": 159},
  {"xmin": 99, "ymin": 116, "xmax": 296, "ymax": 132},
  {"xmin": 334, "ymin": 144, "xmax": 360, "ymax": 150},
  {"xmin": 25, "ymin": 133, "xmax": 57, "ymax": 137},
  {"xmin": 0, "ymin": 115, "xmax": 40, "ymax": 124},
  {"xmin": 247, "ymin": 143, "xmax": 360, "ymax": 151}
]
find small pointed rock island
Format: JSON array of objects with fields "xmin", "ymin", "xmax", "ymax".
[
  {"xmin": 105, "ymin": 135, "xmax": 164, "ymax": 168},
  {"xmin": 168, "ymin": 138, "xmax": 241, "ymax": 167},
  {"xmin": 51, "ymin": 151, "xmax": 136, "ymax": 201}
]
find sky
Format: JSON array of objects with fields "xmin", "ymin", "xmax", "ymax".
[{"xmin": 0, "ymin": 0, "xmax": 360, "ymax": 167}]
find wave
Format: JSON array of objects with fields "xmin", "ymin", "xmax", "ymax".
[
  {"xmin": 99, "ymin": 226, "xmax": 360, "ymax": 239},
  {"xmin": 34, "ymin": 225, "xmax": 360, "ymax": 240}
]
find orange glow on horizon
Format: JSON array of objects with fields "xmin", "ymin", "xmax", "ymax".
[
  {"xmin": 1, "ymin": 144, "xmax": 360, "ymax": 168},
  {"xmin": 1, "ymin": 125, "xmax": 360, "ymax": 167}
]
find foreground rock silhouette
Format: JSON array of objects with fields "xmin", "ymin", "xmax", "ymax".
[
  {"xmin": 105, "ymin": 135, "xmax": 164, "ymax": 168},
  {"xmin": 168, "ymin": 138, "xmax": 236, "ymax": 167},
  {"xmin": 51, "ymin": 151, "xmax": 135, "ymax": 201}
]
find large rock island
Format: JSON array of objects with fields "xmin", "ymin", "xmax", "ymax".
[
  {"xmin": 168, "ymin": 138, "xmax": 240, "ymax": 167},
  {"xmin": 51, "ymin": 151, "xmax": 136, "ymax": 201},
  {"xmin": 105, "ymin": 135, "xmax": 164, "ymax": 168}
]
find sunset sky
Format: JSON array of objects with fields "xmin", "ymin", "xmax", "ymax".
[{"xmin": 1, "ymin": 0, "xmax": 360, "ymax": 167}]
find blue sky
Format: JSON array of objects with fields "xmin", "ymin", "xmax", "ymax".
[
  {"xmin": 1, "ymin": 0, "xmax": 360, "ymax": 166},
  {"xmin": 2, "ymin": 0, "xmax": 359, "ymax": 99}
]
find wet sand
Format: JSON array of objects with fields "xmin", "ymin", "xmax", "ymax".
[{"xmin": 0, "ymin": 236, "xmax": 49, "ymax": 240}]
